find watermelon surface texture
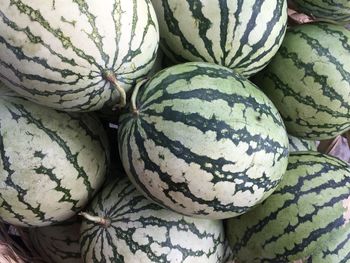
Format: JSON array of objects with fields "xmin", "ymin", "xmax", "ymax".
[
  {"xmin": 226, "ymin": 151, "xmax": 350, "ymax": 263},
  {"xmin": 0, "ymin": 0, "xmax": 159, "ymax": 111},
  {"xmin": 118, "ymin": 62, "xmax": 289, "ymax": 219},
  {"xmin": 293, "ymin": 0, "xmax": 350, "ymax": 22},
  {"xmin": 80, "ymin": 177, "xmax": 227, "ymax": 263},
  {"xmin": 0, "ymin": 83, "xmax": 109, "ymax": 227},
  {"xmin": 254, "ymin": 23, "xmax": 350, "ymax": 140},
  {"xmin": 150, "ymin": 0, "xmax": 288, "ymax": 77},
  {"xmin": 288, "ymin": 135, "xmax": 317, "ymax": 152},
  {"xmin": 29, "ymin": 216, "xmax": 82, "ymax": 263}
]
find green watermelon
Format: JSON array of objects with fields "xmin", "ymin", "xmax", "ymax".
[
  {"xmin": 80, "ymin": 177, "xmax": 226, "ymax": 263},
  {"xmin": 0, "ymin": 82, "xmax": 109, "ymax": 227},
  {"xmin": 150, "ymin": 0, "xmax": 288, "ymax": 77},
  {"xmin": 288, "ymin": 135, "xmax": 317, "ymax": 152},
  {"xmin": 118, "ymin": 62, "xmax": 289, "ymax": 219},
  {"xmin": 254, "ymin": 23, "xmax": 350, "ymax": 140},
  {"xmin": 29, "ymin": 216, "xmax": 82, "ymax": 263},
  {"xmin": 0, "ymin": 0, "xmax": 159, "ymax": 111},
  {"xmin": 226, "ymin": 151, "xmax": 350, "ymax": 262},
  {"xmin": 292, "ymin": 0, "xmax": 350, "ymax": 22}
]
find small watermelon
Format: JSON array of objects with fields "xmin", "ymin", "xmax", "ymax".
[
  {"xmin": 0, "ymin": 82, "xmax": 109, "ymax": 227},
  {"xmin": 118, "ymin": 62, "xmax": 289, "ymax": 219},
  {"xmin": 226, "ymin": 151, "xmax": 350, "ymax": 262},
  {"xmin": 79, "ymin": 177, "xmax": 227, "ymax": 263}
]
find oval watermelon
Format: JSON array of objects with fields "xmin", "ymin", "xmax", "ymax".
[
  {"xmin": 151, "ymin": 0, "xmax": 288, "ymax": 77},
  {"xmin": 254, "ymin": 23, "xmax": 350, "ymax": 140},
  {"xmin": 80, "ymin": 177, "xmax": 227, "ymax": 263},
  {"xmin": 118, "ymin": 62, "xmax": 289, "ymax": 219},
  {"xmin": 0, "ymin": 82, "xmax": 109, "ymax": 227},
  {"xmin": 0, "ymin": 0, "xmax": 159, "ymax": 111},
  {"xmin": 226, "ymin": 151, "xmax": 350, "ymax": 262}
]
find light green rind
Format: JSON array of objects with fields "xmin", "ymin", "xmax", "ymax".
[
  {"xmin": 226, "ymin": 151, "xmax": 350, "ymax": 262},
  {"xmin": 151, "ymin": 0, "xmax": 288, "ymax": 77},
  {"xmin": 118, "ymin": 62, "xmax": 289, "ymax": 219},
  {"xmin": 80, "ymin": 177, "xmax": 226, "ymax": 263},
  {"xmin": 0, "ymin": 82, "xmax": 109, "ymax": 227},
  {"xmin": 288, "ymin": 135, "xmax": 317, "ymax": 152},
  {"xmin": 0, "ymin": 0, "xmax": 159, "ymax": 111}
]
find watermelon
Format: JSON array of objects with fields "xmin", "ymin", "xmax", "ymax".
[
  {"xmin": 292, "ymin": 0, "xmax": 350, "ymax": 22},
  {"xmin": 150, "ymin": 0, "xmax": 288, "ymax": 77},
  {"xmin": 118, "ymin": 62, "xmax": 289, "ymax": 219},
  {"xmin": 288, "ymin": 135, "xmax": 317, "ymax": 152},
  {"xmin": 29, "ymin": 216, "xmax": 82, "ymax": 263},
  {"xmin": 226, "ymin": 151, "xmax": 350, "ymax": 262},
  {"xmin": 0, "ymin": 82, "xmax": 109, "ymax": 227},
  {"xmin": 79, "ymin": 177, "xmax": 227, "ymax": 263},
  {"xmin": 253, "ymin": 23, "xmax": 350, "ymax": 140},
  {"xmin": 0, "ymin": 0, "xmax": 159, "ymax": 111}
]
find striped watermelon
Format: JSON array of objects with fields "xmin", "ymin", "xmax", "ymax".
[
  {"xmin": 0, "ymin": 0, "xmax": 159, "ymax": 111},
  {"xmin": 79, "ymin": 177, "xmax": 226, "ymax": 263},
  {"xmin": 29, "ymin": 216, "xmax": 82, "ymax": 263},
  {"xmin": 0, "ymin": 82, "xmax": 109, "ymax": 227},
  {"xmin": 118, "ymin": 62, "xmax": 289, "ymax": 219},
  {"xmin": 254, "ymin": 23, "xmax": 350, "ymax": 140},
  {"xmin": 292, "ymin": 0, "xmax": 350, "ymax": 22},
  {"xmin": 150, "ymin": 0, "xmax": 288, "ymax": 77},
  {"xmin": 288, "ymin": 135, "xmax": 317, "ymax": 152},
  {"xmin": 226, "ymin": 151, "xmax": 350, "ymax": 262}
]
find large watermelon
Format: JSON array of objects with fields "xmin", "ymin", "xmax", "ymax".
[
  {"xmin": 79, "ymin": 177, "xmax": 227, "ymax": 263},
  {"xmin": 118, "ymin": 62, "xmax": 289, "ymax": 219},
  {"xmin": 292, "ymin": 0, "xmax": 350, "ymax": 22},
  {"xmin": 29, "ymin": 216, "xmax": 82, "ymax": 263},
  {"xmin": 0, "ymin": 0, "xmax": 159, "ymax": 111},
  {"xmin": 150, "ymin": 0, "xmax": 288, "ymax": 77},
  {"xmin": 226, "ymin": 151, "xmax": 350, "ymax": 262},
  {"xmin": 0, "ymin": 82, "xmax": 109, "ymax": 227},
  {"xmin": 254, "ymin": 23, "xmax": 350, "ymax": 140}
]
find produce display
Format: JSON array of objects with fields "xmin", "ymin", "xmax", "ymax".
[{"xmin": 0, "ymin": 0, "xmax": 349, "ymax": 262}]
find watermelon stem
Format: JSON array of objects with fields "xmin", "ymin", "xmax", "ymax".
[
  {"xmin": 102, "ymin": 70, "xmax": 126, "ymax": 109},
  {"xmin": 131, "ymin": 79, "xmax": 148, "ymax": 116},
  {"xmin": 79, "ymin": 212, "xmax": 111, "ymax": 227}
]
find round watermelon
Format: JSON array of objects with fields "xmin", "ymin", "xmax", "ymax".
[
  {"xmin": 254, "ymin": 23, "xmax": 350, "ymax": 140},
  {"xmin": 226, "ymin": 151, "xmax": 350, "ymax": 262},
  {"xmin": 118, "ymin": 62, "xmax": 289, "ymax": 219},
  {"xmin": 288, "ymin": 135, "xmax": 317, "ymax": 152},
  {"xmin": 150, "ymin": 0, "xmax": 288, "ymax": 77},
  {"xmin": 0, "ymin": 0, "xmax": 159, "ymax": 111},
  {"xmin": 80, "ymin": 177, "xmax": 227, "ymax": 263},
  {"xmin": 0, "ymin": 82, "xmax": 109, "ymax": 227}
]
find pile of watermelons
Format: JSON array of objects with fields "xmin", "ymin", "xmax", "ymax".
[{"xmin": 0, "ymin": 0, "xmax": 349, "ymax": 262}]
